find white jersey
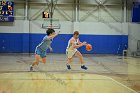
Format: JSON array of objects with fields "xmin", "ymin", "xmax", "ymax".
[
  {"xmin": 66, "ymin": 37, "xmax": 79, "ymax": 50},
  {"xmin": 66, "ymin": 37, "xmax": 79, "ymax": 58}
]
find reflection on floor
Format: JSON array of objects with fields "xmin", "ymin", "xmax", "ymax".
[{"xmin": 0, "ymin": 53, "xmax": 140, "ymax": 93}]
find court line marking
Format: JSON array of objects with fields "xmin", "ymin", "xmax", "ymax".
[
  {"xmin": 88, "ymin": 56, "xmax": 138, "ymax": 93},
  {"xmin": 0, "ymin": 71, "xmax": 138, "ymax": 92},
  {"xmin": 104, "ymin": 75, "xmax": 138, "ymax": 93}
]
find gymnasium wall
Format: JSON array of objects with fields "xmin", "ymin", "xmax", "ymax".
[
  {"xmin": 0, "ymin": 0, "xmax": 139, "ymax": 54},
  {"xmin": 128, "ymin": 23, "xmax": 140, "ymax": 54},
  {"xmin": 0, "ymin": 20, "xmax": 129, "ymax": 54}
]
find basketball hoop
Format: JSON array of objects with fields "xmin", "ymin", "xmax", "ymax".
[
  {"xmin": 48, "ymin": 24, "xmax": 53, "ymax": 29},
  {"xmin": 42, "ymin": 0, "xmax": 59, "ymax": 29},
  {"xmin": 42, "ymin": 18, "xmax": 60, "ymax": 29}
]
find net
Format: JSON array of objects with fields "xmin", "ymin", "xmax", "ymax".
[{"xmin": 42, "ymin": 18, "xmax": 60, "ymax": 29}]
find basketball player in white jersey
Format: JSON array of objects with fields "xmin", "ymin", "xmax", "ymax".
[{"xmin": 66, "ymin": 31, "xmax": 88, "ymax": 70}]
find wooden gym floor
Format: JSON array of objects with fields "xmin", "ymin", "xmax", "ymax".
[{"xmin": 0, "ymin": 53, "xmax": 139, "ymax": 93}]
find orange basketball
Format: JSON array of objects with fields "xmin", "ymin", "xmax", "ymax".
[{"xmin": 86, "ymin": 44, "xmax": 92, "ymax": 51}]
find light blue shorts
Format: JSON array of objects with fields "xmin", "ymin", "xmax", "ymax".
[{"xmin": 35, "ymin": 48, "xmax": 46, "ymax": 58}]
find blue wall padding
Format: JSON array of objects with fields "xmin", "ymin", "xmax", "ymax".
[
  {"xmin": 132, "ymin": 2, "xmax": 140, "ymax": 22},
  {"xmin": 0, "ymin": 33, "xmax": 128, "ymax": 54}
]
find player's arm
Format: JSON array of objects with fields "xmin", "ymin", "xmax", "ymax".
[
  {"xmin": 71, "ymin": 39, "xmax": 86, "ymax": 48},
  {"xmin": 78, "ymin": 39, "xmax": 82, "ymax": 44},
  {"xmin": 48, "ymin": 31, "xmax": 60, "ymax": 40},
  {"xmin": 78, "ymin": 39, "xmax": 88, "ymax": 46}
]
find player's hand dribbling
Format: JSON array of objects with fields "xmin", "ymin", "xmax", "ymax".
[{"xmin": 82, "ymin": 42, "xmax": 87, "ymax": 46}]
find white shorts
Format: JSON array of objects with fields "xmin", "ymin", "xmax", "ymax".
[{"xmin": 66, "ymin": 48, "xmax": 77, "ymax": 58}]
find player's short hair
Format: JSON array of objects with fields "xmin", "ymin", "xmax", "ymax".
[
  {"xmin": 73, "ymin": 31, "xmax": 79, "ymax": 35},
  {"xmin": 46, "ymin": 29, "xmax": 55, "ymax": 35}
]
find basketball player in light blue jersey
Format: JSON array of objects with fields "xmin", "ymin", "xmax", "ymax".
[{"xmin": 30, "ymin": 29, "xmax": 60, "ymax": 71}]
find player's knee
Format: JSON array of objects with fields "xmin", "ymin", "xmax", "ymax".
[
  {"xmin": 77, "ymin": 51, "xmax": 82, "ymax": 57},
  {"xmin": 69, "ymin": 58, "xmax": 72, "ymax": 60},
  {"xmin": 36, "ymin": 62, "xmax": 39, "ymax": 65},
  {"xmin": 32, "ymin": 61, "xmax": 39, "ymax": 66},
  {"xmin": 42, "ymin": 58, "xmax": 46, "ymax": 64},
  {"xmin": 78, "ymin": 53, "xmax": 83, "ymax": 58},
  {"xmin": 68, "ymin": 58, "xmax": 72, "ymax": 61},
  {"xmin": 35, "ymin": 54, "xmax": 40, "ymax": 58},
  {"xmin": 42, "ymin": 59, "xmax": 46, "ymax": 64},
  {"xmin": 35, "ymin": 55, "xmax": 40, "ymax": 61}
]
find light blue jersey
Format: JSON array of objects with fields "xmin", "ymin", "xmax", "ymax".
[
  {"xmin": 37, "ymin": 35, "xmax": 52, "ymax": 51},
  {"xmin": 35, "ymin": 35, "xmax": 52, "ymax": 58}
]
